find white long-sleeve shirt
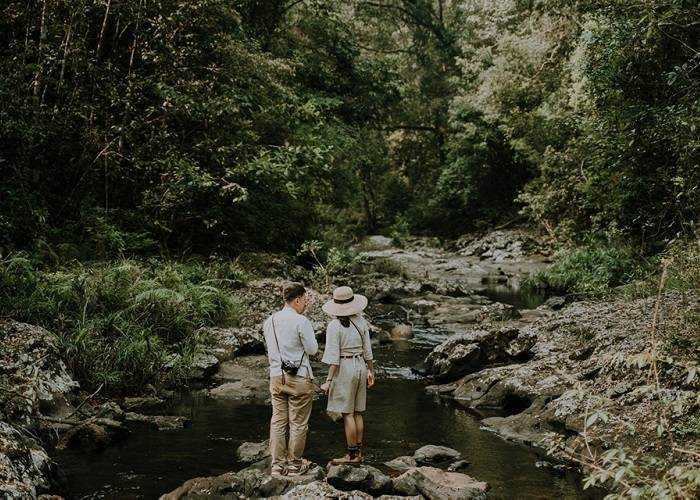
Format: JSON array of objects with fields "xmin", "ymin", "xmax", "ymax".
[{"xmin": 263, "ymin": 306, "xmax": 318, "ymax": 378}]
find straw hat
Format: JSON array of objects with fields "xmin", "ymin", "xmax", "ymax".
[{"xmin": 322, "ymin": 286, "xmax": 368, "ymax": 317}]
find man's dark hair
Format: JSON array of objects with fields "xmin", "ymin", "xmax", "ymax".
[{"xmin": 283, "ymin": 282, "xmax": 306, "ymax": 303}]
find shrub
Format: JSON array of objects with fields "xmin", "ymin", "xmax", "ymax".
[
  {"xmin": 0, "ymin": 257, "xmax": 242, "ymax": 393},
  {"xmin": 524, "ymin": 243, "xmax": 644, "ymax": 297}
]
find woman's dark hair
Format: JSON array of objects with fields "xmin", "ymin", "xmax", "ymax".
[
  {"xmin": 282, "ymin": 282, "xmax": 306, "ymax": 303},
  {"xmin": 338, "ymin": 316, "xmax": 351, "ymax": 327}
]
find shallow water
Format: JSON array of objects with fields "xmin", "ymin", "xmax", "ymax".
[{"xmin": 54, "ymin": 336, "xmax": 601, "ymax": 499}]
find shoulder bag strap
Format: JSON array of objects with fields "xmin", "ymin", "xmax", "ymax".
[{"xmin": 348, "ymin": 318, "xmax": 366, "ymax": 360}]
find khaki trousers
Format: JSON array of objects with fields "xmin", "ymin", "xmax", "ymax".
[{"xmin": 269, "ymin": 374, "xmax": 313, "ymax": 465}]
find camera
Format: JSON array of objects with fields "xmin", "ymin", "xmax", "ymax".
[{"xmin": 281, "ymin": 360, "xmax": 300, "ymax": 376}]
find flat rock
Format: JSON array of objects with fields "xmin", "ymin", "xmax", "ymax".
[
  {"xmin": 392, "ymin": 466, "xmax": 489, "ymax": 500},
  {"xmin": 413, "ymin": 445, "xmax": 462, "ymax": 465},
  {"xmin": 384, "ymin": 455, "xmax": 417, "ymax": 473}
]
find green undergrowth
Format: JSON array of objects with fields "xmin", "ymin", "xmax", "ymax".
[
  {"xmin": 0, "ymin": 255, "xmax": 247, "ymax": 394},
  {"xmin": 524, "ymin": 237, "xmax": 699, "ymax": 299}
]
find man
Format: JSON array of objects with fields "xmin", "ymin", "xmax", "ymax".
[{"xmin": 262, "ymin": 282, "xmax": 318, "ymax": 476}]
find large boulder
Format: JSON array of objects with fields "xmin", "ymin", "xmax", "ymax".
[
  {"xmin": 204, "ymin": 326, "xmax": 265, "ymax": 361},
  {"xmin": 326, "ymin": 464, "xmax": 392, "ymax": 495},
  {"xmin": 0, "ymin": 422, "xmax": 57, "ymax": 499},
  {"xmin": 0, "ymin": 320, "xmax": 79, "ymax": 426},
  {"xmin": 392, "ymin": 467, "xmax": 489, "ymax": 500},
  {"xmin": 424, "ymin": 326, "xmax": 536, "ymax": 382}
]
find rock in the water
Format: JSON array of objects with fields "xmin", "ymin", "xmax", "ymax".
[
  {"xmin": 424, "ymin": 326, "xmax": 536, "ymax": 382},
  {"xmin": 124, "ymin": 412, "xmax": 190, "ymax": 430},
  {"xmin": 327, "ymin": 464, "xmax": 392, "ymax": 495},
  {"xmin": 389, "ymin": 324, "xmax": 413, "ymax": 340},
  {"xmin": 236, "ymin": 440, "xmax": 270, "ymax": 465},
  {"xmin": 392, "ymin": 467, "xmax": 489, "ymax": 500},
  {"xmin": 384, "ymin": 455, "xmax": 417, "ymax": 473},
  {"xmin": 278, "ymin": 480, "xmax": 371, "ymax": 499},
  {"xmin": 413, "ymin": 445, "xmax": 462, "ymax": 465},
  {"xmin": 447, "ymin": 460, "xmax": 471, "ymax": 472}
]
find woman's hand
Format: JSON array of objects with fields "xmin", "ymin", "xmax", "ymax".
[
  {"xmin": 320, "ymin": 380, "xmax": 331, "ymax": 395},
  {"xmin": 367, "ymin": 370, "xmax": 375, "ymax": 388}
]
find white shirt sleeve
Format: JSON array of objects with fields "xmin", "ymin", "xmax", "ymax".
[
  {"xmin": 322, "ymin": 322, "xmax": 341, "ymax": 365},
  {"xmin": 298, "ymin": 316, "xmax": 318, "ymax": 356}
]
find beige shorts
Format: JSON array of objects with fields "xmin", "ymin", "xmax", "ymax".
[{"xmin": 327, "ymin": 357, "xmax": 367, "ymax": 414}]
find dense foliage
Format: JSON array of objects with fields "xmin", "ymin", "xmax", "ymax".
[
  {"xmin": 0, "ymin": 253, "xmax": 246, "ymax": 392},
  {"xmin": 2, "ymin": 0, "xmax": 697, "ymax": 257}
]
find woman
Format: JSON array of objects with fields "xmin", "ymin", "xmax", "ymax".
[{"xmin": 320, "ymin": 286, "xmax": 375, "ymax": 464}]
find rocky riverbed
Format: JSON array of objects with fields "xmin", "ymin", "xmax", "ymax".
[{"xmin": 3, "ymin": 229, "xmax": 695, "ymax": 498}]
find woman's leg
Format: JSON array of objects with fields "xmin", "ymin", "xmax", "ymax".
[
  {"xmin": 342, "ymin": 412, "xmax": 358, "ymax": 446},
  {"xmin": 353, "ymin": 413, "xmax": 364, "ymax": 448}
]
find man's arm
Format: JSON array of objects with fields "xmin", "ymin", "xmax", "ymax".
[{"xmin": 299, "ymin": 317, "xmax": 318, "ymax": 356}]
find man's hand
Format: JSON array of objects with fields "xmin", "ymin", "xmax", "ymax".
[
  {"xmin": 320, "ymin": 380, "xmax": 331, "ymax": 395},
  {"xmin": 367, "ymin": 370, "xmax": 375, "ymax": 388}
]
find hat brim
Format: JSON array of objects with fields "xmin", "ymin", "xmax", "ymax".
[{"xmin": 322, "ymin": 294, "xmax": 368, "ymax": 317}]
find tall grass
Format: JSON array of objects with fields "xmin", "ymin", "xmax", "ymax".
[
  {"xmin": 523, "ymin": 243, "xmax": 645, "ymax": 298},
  {"xmin": 0, "ymin": 256, "xmax": 245, "ymax": 394}
]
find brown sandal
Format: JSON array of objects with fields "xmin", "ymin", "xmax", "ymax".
[{"xmin": 331, "ymin": 445, "xmax": 362, "ymax": 465}]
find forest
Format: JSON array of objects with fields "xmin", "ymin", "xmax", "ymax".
[{"xmin": 1, "ymin": 1, "xmax": 699, "ymax": 499}]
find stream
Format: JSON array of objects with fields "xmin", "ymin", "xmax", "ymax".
[
  {"xmin": 53, "ymin": 239, "xmax": 603, "ymax": 499},
  {"xmin": 54, "ymin": 329, "xmax": 599, "ymax": 499}
]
